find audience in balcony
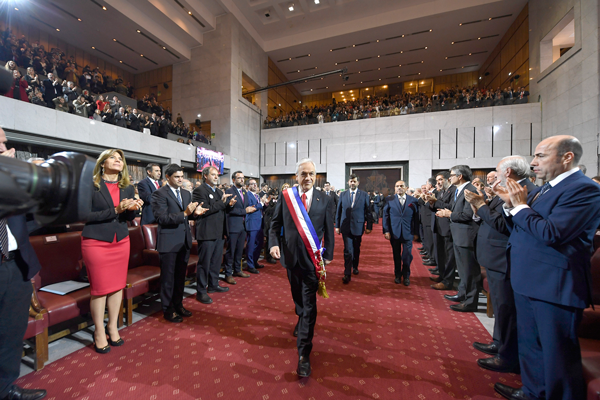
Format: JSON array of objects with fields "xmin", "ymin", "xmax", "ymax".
[{"xmin": 5, "ymin": 70, "xmax": 28, "ymax": 102}]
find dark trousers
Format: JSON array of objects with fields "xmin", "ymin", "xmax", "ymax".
[
  {"xmin": 390, "ymin": 237, "xmax": 413, "ymax": 278},
  {"xmin": 287, "ymin": 264, "xmax": 319, "ymax": 358},
  {"xmin": 342, "ymin": 233, "xmax": 363, "ymax": 276},
  {"xmin": 515, "ymin": 293, "xmax": 584, "ymax": 400},
  {"xmin": 197, "ymin": 238, "xmax": 225, "ymax": 294},
  {"xmin": 422, "ymin": 224, "xmax": 435, "ymax": 262},
  {"xmin": 0, "ymin": 259, "xmax": 32, "ymax": 398},
  {"xmin": 245, "ymin": 229, "xmax": 263, "ymax": 270},
  {"xmin": 486, "ymin": 268, "xmax": 518, "ymax": 364},
  {"xmin": 159, "ymin": 247, "xmax": 190, "ymax": 313},
  {"xmin": 453, "ymin": 245, "xmax": 480, "ymax": 306},
  {"xmin": 435, "ymin": 233, "xmax": 456, "ymax": 287},
  {"xmin": 373, "ymin": 206, "xmax": 379, "ymax": 223},
  {"xmin": 224, "ymin": 231, "xmax": 246, "ymax": 275}
]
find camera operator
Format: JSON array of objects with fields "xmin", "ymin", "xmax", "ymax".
[{"xmin": 0, "ymin": 127, "xmax": 47, "ymax": 400}]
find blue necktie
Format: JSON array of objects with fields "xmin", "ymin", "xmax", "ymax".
[
  {"xmin": 0, "ymin": 218, "xmax": 8, "ymax": 257},
  {"xmin": 350, "ymin": 191, "xmax": 355, "ymax": 205},
  {"xmin": 533, "ymin": 182, "xmax": 552, "ymax": 204},
  {"xmin": 454, "ymin": 188, "xmax": 459, "ymax": 201},
  {"xmin": 176, "ymin": 189, "xmax": 183, "ymax": 208}
]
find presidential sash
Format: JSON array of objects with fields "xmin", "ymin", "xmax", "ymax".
[{"xmin": 281, "ymin": 186, "xmax": 329, "ymax": 298}]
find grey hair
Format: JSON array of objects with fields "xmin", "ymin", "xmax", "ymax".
[
  {"xmin": 296, "ymin": 158, "xmax": 316, "ymax": 175},
  {"xmin": 499, "ymin": 156, "xmax": 530, "ymax": 179},
  {"xmin": 450, "ymin": 165, "xmax": 472, "ymax": 182}
]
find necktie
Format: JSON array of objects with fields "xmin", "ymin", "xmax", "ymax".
[
  {"xmin": 154, "ymin": 180, "xmax": 159, "ymax": 190},
  {"xmin": 399, "ymin": 195, "xmax": 405, "ymax": 207},
  {"xmin": 533, "ymin": 182, "xmax": 552, "ymax": 204},
  {"xmin": 0, "ymin": 218, "xmax": 8, "ymax": 258},
  {"xmin": 176, "ymin": 189, "xmax": 183, "ymax": 208},
  {"xmin": 301, "ymin": 193, "xmax": 307, "ymax": 210},
  {"xmin": 240, "ymin": 190, "xmax": 244, "ymax": 203},
  {"xmin": 454, "ymin": 188, "xmax": 459, "ymax": 201},
  {"xmin": 350, "ymin": 191, "xmax": 355, "ymax": 206}
]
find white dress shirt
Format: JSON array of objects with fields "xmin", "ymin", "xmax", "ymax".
[
  {"xmin": 348, "ymin": 189, "xmax": 357, "ymax": 207},
  {"xmin": 6, "ymin": 225, "xmax": 18, "ymax": 251},
  {"xmin": 167, "ymin": 183, "xmax": 183, "ymax": 207},
  {"xmin": 298, "ymin": 187, "xmax": 314, "ymax": 212},
  {"xmin": 149, "ymin": 177, "xmax": 160, "ymax": 189}
]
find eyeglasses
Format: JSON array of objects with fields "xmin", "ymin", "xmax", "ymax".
[{"xmin": 449, "ymin": 174, "xmax": 457, "ymax": 177}]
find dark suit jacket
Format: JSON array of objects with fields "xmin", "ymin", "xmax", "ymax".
[
  {"xmin": 269, "ymin": 189, "xmax": 334, "ymax": 270},
  {"xmin": 138, "ymin": 177, "xmax": 161, "ymax": 225},
  {"xmin": 324, "ymin": 191, "xmax": 338, "ymax": 213},
  {"xmin": 336, "ymin": 189, "xmax": 373, "ymax": 236},
  {"xmin": 225, "ymin": 186, "xmax": 249, "ymax": 234},
  {"xmin": 382, "ymin": 194, "xmax": 419, "ymax": 241},
  {"xmin": 42, "ymin": 79, "xmax": 62, "ymax": 103},
  {"xmin": 245, "ymin": 192, "xmax": 263, "ymax": 232},
  {"xmin": 449, "ymin": 182, "xmax": 479, "ymax": 247},
  {"xmin": 506, "ymin": 170, "xmax": 600, "ymax": 308},
  {"xmin": 114, "ymin": 112, "xmax": 127, "ymax": 128},
  {"xmin": 129, "ymin": 114, "xmax": 141, "ymax": 131},
  {"xmin": 192, "ymin": 183, "xmax": 227, "ymax": 241},
  {"xmin": 418, "ymin": 197, "xmax": 433, "ymax": 228},
  {"xmin": 5, "ymin": 215, "xmax": 42, "ymax": 280},
  {"xmin": 82, "ymin": 181, "xmax": 136, "ymax": 242},
  {"xmin": 430, "ymin": 185, "xmax": 456, "ymax": 237},
  {"xmin": 475, "ymin": 196, "xmax": 509, "ymax": 273},
  {"xmin": 150, "ymin": 185, "xmax": 194, "ymax": 253}
]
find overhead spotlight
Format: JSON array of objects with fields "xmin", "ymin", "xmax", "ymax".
[
  {"xmin": 102, "ymin": 6, "xmax": 107, "ymax": 10},
  {"xmin": 265, "ymin": 11, "xmax": 270, "ymax": 17},
  {"xmin": 77, "ymin": 18, "xmax": 81, "ymax": 21},
  {"xmin": 451, "ymin": 42, "xmax": 454, "ymax": 45},
  {"xmin": 197, "ymin": 114, "xmax": 201, "ymax": 118},
  {"xmin": 508, "ymin": 72, "xmax": 512, "ymax": 76},
  {"xmin": 188, "ymin": 11, "xmax": 192, "ymax": 15},
  {"xmin": 310, "ymin": 89, "xmax": 313, "ymax": 91},
  {"xmin": 91, "ymin": 46, "xmax": 95, "ymax": 49},
  {"xmin": 429, "ymin": 29, "xmax": 432, "ymax": 31},
  {"xmin": 113, "ymin": 38, "xmax": 117, "ymax": 41},
  {"xmin": 14, "ymin": 7, "xmax": 18, "ymax": 10},
  {"xmin": 136, "ymin": 30, "xmax": 141, "ymax": 33},
  {"xmin": 141, "ymin": 54, "xmax": 144, "ymax": 57},
  {"xmin": 288, "ymin": 4, "xmax": 294, "ymax": 11},
  {"xmin": 459, "ymin": 23, "xmax": 462, "ymax": 26},
  {"xmin": 56, "ymin": 28, "xmax": 60, "ymax": 32},
  {"xmin": 479, "ymin": 76, "xmax": 482, "ymax": 80},
  {"xmin": 425, "ymin": 47, "xmax": 428, "ymax": 49},
  {"xmin": 314, "ymin": 0, "xmax": 320, "ymax": 3},
  {"xmin": 383, "ymin": 85, "xmax": 387, "ymax": 88},
  {"xmin": 119, "ymin": 60, "xmax": 123, "ymax": 63}
]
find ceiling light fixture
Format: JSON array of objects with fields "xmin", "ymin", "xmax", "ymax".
[
  {"xmin": 188, "ymin": 11, "xmax": 192, "ymax": 15},
  {"xmin": 102, "ymin": 6, "xmax": 107, "ymax": 10},
  {"xmin": 56, "ymin": 28, "xmax": 60, "ymax": 32},
  {"xmin": 78, "ymin": 18, "xmax": 82, "ymax": 21},
  {"xmin": 289, "ymin": 4, "xmax": 294, "ymax": 11},
  {"xmin": 315, "ymin": 0, "xmax": 320, "ymax": 4},
  {"xmin": 14, "ymin": 7, "xmax": 18, "ymax": 10}
]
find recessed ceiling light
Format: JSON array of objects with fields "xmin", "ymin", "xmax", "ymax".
[
  {"xmin": 188, "ymin": 11, "xmax": 192, "ymax": 15},
  {"xmin": 14, "ymin": 7, "xmax": 18, "ymax": 10},
  {"xmin": 136, "ymin": 30, "xmax": 141, "ymax": 33},
  {"xmin": 429, "ymin": 29, "xmax": 432, "ymax": 31},
  {"xmin": 315, "ymin": 0, "xmax": 320, "ymax": 4},
  {"xmin": 479, "ymin": 76, "xmax": 482, "ymax": 80},
  {"xmin": 163, "ymin": 46, "xmax": 166, "ymax": 49},
  {"xmin": 289, "ymin": 4, "xmax": 294, "ymax": 11},
  {"xmin": 113, "ymin": 38, "xmax": 117, "ymax": 41},
  {"xmin": 310, "ymin": 89, "xmax": 313, "ymax": 91},
  {"xmin": 451, "ymin": 42, "xmax": 454, "ymax": 44},
  {"xmin": 529, "ymin": 68, "xmax": 532, "ymax": 70},
  {"xmin": 459, "ymin": 23, "xmax": 462, "ymax": 26},
  {"xmin": 379, "ymin": 79, "xmax": 381, "ymax": 81},
  {"xmin": 78, "ymin": 18, "xmax": 82, "ymax": 21},
  {"xmin": 56, "ymin": 28, "xmax": 60, "ymax": 32},
  {"xmin": 91, "ymin": 46, "xmax": 95, "ymax": 49},
  {"xmin": 355, "ymin": 59, "xmax": 358, "ymax": 62},
  {"xmin": 508, "ymin": 72, "xmax": 512, "ymax": 76},
  {"xmin": 119, "ymin": 60, "xmax": 123, "ymax": 63},
  {"xmin": 102, "ymin": 6, "xmax": 107, "ymax": 10}
]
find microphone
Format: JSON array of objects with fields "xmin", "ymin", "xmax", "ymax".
[{"xmin": 0, "ymin": 68, "xmax": 14, "ymax": 95}]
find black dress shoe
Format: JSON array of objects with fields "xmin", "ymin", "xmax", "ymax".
[
  {"xmin": 430, "ymin": 276, "xmax": 442, "ymax": 282},
  {"xmin": 423, "ymin": 260, "xmax": 437, "ymax": 266},
  {"xmin": 255, "ymin": 264, "xmax": 265, "ymax": 269},
  {"xmin": 450, "ymin": 302, "xmax": 478, "ymax": 312},
  {"xmin": 428, "ymin": 268, "xmax": 438, "ymax": 272},
  {"xmin": 419, "ymin": 250, "xmax": 427, "ymax": 254},
  {"xmin": 403, "ymin": 278, "xmax": 410, "ymax": 286},
  {"xmin": 430, "ymin": 269, "xmax": 440, "ymax": 275},
  {"xmin": 342, "ymin": 275, "xmax": 351, "ymax": 284},
  {"xmin": 196, "ymin": 293, "xmax": 213, "ymax": 304},
  {"xmin": 473, "ymin": 341, "xmax": 498, "ymax": 355},
  {"xmin": 444, "ymin": 294, "xmax": 465, "ymax": 302},
  {"xmin": 352, "ymin": 268, "xmax": 359, "ymax": 275},
  {"xmin": 164, "ymin": 311, "xmax": 183, "ymax": 323},
  {"xmin": 477, "ymin": 356, "xmax": 520, "ymax": 373},
  {"xmin": 293, "ymin": 322, "xmax": 299, "ymax": 337},
  {"xmin": 4, "ymin": 386, "xmax": 47, "ymax": 400},
  {"xmin": 93, "ymin": 341, "xmax": 111, "ymax": 354},
  {"xmin": 175, "ymin": 306, "xmax": 192, "ymax": 317},
  {"xmin": 247, "ymin": 268, "xmax": 260, "ymax": 274},
  {"xmin": 207, "ymin": 285, "xmax": 229, "ymax": 293},
  {"xmin": 494, "ymin": 383, "xmax": 530, "ymax": 400},
  {"xmin": 108, "ymin": 337, "xmax": 125, "ymax": 346},
  {"xmin": 394, "ymin": 277, "xmax": 402, "ymax": 284},
  {"xmin": 297, "ymin": 356, "xmax": 311, "ymax": 377}
]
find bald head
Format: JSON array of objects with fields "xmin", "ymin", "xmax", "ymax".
[{"xmin": 531, "ymin": 135, "xmax": 582, "ymax": 181}]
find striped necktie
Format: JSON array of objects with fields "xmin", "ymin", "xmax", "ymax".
[
  {"xmin": 176, "ymin": 189, "xmax": 183, "ymax": 208},
  {"xmin": 0, "ymin": 219, "xmax": 9, "ymax": 258}
]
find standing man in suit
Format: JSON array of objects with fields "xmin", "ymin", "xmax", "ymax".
[
  {"xmin": 128, "ymin": 109, "xmax": 141, "ymax": 132},
  {"xmin": 428, "ymin": 171, "xmax": 457, "ymax": 290},
  {"xmin": 419, "ymin": 178, "xmax": 437, "ymax": 267},
  {"xmin": 436, "ymin": 165, "xmax": 481, "ymax": 312},
  {"xmin": 245, "ymin": 179, "xmax": 265, "ymax": 271},
  {"xmin": 383, "ymin": 180, "xmax": 419, "ymax": 286},
  {"xmin": 0, "ymin": 127, "xmax": 47, "ymax": 400},
  {"xmin": 224, "ymin": 171, "xmax": 259, "ymax": 278},
  {"xmin": 192, "ymin": 166, "xmax": 235, "ymax": 304},
  {"xmin": 151, "ymin": 164, "xmax": 208, "ymax": 323},
  {"xmin": 336, "ymin": 173, "xmax": 373, "ymax": 284},
  {"xmin": 373, "ymin": 191, "xmax": 381, "ymax": 224},
  {"xmin": 138, "ymin": 163, "xmax": 162, "ymax": 225},
  {"xmin": 464, "ymin": 156, "xmax": 535, "ymax": 374},
  {"xmin": 493, "ymin": 136, "xmax": 600, "ymax": 400},
  {"xmin": 323, "ymin": 182, "xmax": 338, "ymax": 223},
  {"xmin": 270, "ymin": 158, "xmax": 335, "ymax": 378}
]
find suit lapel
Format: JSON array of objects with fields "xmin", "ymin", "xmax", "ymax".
[
  {"xmin": 166, "ymin": 186, "xmax": 183, "ymax": 210},
  {"xmin": 99, "ymin": 181, "xmax": 115, "ymax": 207},
  {"xmin": 308, "ymin": 189, "xmax": 322, "ymax": 219}
]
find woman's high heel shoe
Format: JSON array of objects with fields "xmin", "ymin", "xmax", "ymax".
[
  {"xmin": 108, "ymin": 337, "xmax": 124, "ymax": 346},
  {"xmin": 94, "ymin": 342, "xmax": 111, "ymax": 354}
]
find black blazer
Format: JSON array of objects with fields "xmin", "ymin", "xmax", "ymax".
[
  {"xmin": 192, "ymin": 183, "xmax": 227, "ymax": 241},
  {"xmin": 225, "ymin": 186, "xmax": 249, "ymax": 234},
  {"xmin": 269, "ymin": 189, "xmax": 334, "ymax": 270},
  {"xmin": 150, "ymin": 185, "xmax": 194, "ymax": 253},
  {"xmin": 82, "ymin": 181, "xmax": 136, "ymax": 242},
  {"xmin": 449, "ymin": 182, "xmax": 479, "ymax": 247},
  {"xmin": 3, "ymin": 215, "xmax": 42, "ymax": 280},
  {"xmin": 138, "ymin": 177, "xmax": 161, "ymax": 225},
  {"xmin": 430, "ymin": 185, "xmax": 456, "ymax": 237}
]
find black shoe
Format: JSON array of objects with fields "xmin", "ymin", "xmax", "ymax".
[
  {"xmin": 196, "ymin": 293, "xmax": 213, "ymax": 304},
  {"xmin": 93, "ymin": 342, "xmax": 111, "ymax": 354},
  {"xmin": 164, "ymin": 311, "xmax": 183, "ymax": 323},
  {"xmin": 394, "ymin": 277, "xmax": 402, "ymax": 284},
  {"xmin": 430, "ymin": 269, "xmax": 440, "ymax": 275},
  {"xmin": 419, "ymin": 250, "xmax": 427, "ymax": 255},
  {"xmin": 352, "ymin": 268, "xmax": 359, "ymax": 275},
  {"xmin": 297, "ymin": 356, "xmax": 311, "ymax": 377},
  {"xmin": 428, "ymin": 268, "xmax": 437, "ymax": 272},
  {"xmin": 494, "ymin": 383, "xmax": 530, "ymax": 400},
  {"xmin": 108, "ymin": 337, "xmax": 125, "ymax": 347},
  {"xmin": 255, "ymin": 264, "xmax": 265, "ymax": 269},
  {"xmin": 4, "ymin": 386, "xmax": 47, "ymax": 400},
  {"xmin": 207, "ymin": 285, "xmax": 229, "ymax": 293},
  {"xmin": 403, "ymin": 278, "xmax": 410, "ymax": 286},
  {"xmin": 430, "ymin": 276, "xmax": 442, "ymax": 282},
  {"xmin": 423, "ymin": 260, "xmax": 437, "ymax": 266},
  {"xmin": 247, "ymin": 268, "xmax": 260, "ymax": 274},
  {"xmin": 477, "ymin": 356, "xmax": 520, "ymax": 374},
  {"xmin": 175, "ymin": 306, "xmax": 192, "ymax": 317},
  {"xmin": 267, "ymin": 259, "xmax": 277, "ymax": 264},
  {"xmin": 342, "ymin": 275, "xmax": 351, "ymax": 284},
  {"xmin": 293, "ymin": 322, "xmax": 299, "ymax": 337},
  {"xmin": 444, "ymin": 294, "xmax": 465, "ymax": 302},
  {"xmin": 473, "ymin": 341, "xmax": 498, "ymax": 355},
  {"xmin": 450, "ymin": 302, "xmax": 478, "ymax": 312}
]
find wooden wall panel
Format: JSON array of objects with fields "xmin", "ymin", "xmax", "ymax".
[
  {"xmin": 266, "ymin": 58, "xmax": 302, "ymax": 118},
  {"xmin": 133, "ymin": 66, "xmax": 172, "ymax": 109}
]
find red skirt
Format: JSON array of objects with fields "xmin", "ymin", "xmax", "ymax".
[{"xmin": 82, "ymin": 235, "xmax": 130, "ymax": 296}]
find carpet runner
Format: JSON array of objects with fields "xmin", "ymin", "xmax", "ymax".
[{"xmin": 17, "ymin": 223, "xmax": 520, "ymax": 399}]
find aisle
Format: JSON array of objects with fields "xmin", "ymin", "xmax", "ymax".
[{"xmin": 17, "ymin": 223, "xmax": 520, "ymax": 399}]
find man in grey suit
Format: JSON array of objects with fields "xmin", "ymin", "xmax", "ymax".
[{"xmin": 435, "ymin": 165, "xmax": 480, "ymax": 312}]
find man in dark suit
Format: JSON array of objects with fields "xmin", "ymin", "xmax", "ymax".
[
  {"xmin": 269, "ymin": 158, "xmax": 334, "ymax": 378},
  {"xmin": 138, "ymin": 163, "xmax": 162, "ymax": 225},
  {"xmin": 492, "ymin": 136, "xmax": 600, "ymax": 400},
  {"xmin": 428, "ymin": 171, "xmax": 457, "ymax": 291},
  {"xmin": 193, "ymin": 167, "xmax": 235, "ymax": 304},
  {"xmin": 383, "ymin": 180, "xmax": 419, "ymax": 286},
  {"xmin": 335, "ymin": 173, "xmax": 372, "ymax": 284},
  {"xmin": 419, "ymin": 178, "xmax": 437, "ymax": 267},
  {"xmin": 0, "ymin": 128, "xmax": 47, "ymax": 400},
  {"xmin": 323, "ymin": 182, "xmax": 338, "ymax": 222},
  {"xmin": 373, "ymin": 191, "xmax": 381, "ymax": 224},
  {"xmin": 128, "ymin": 109, "xmax": 141, "ymax": 132},
  {"xmin": 42, "ymin": 72, "xmax": 62, "ymax": 109},
  {"xmin": 464, "ymin": 156, "xmax": 535, "ymax": 374},
  {"xmin": 159, "ymin": 115, "xmax": 170, "ymax": 138},
  {"xmin": 436, "ymin": 165, "xmax": 481, "ymax": 312},
  {"xmin": 245, "ymin": 179, "xmax": 264, "ymax": 271},
  {"xmin": 224, "ymin": 171, "xmax": 258, "ymax": 278},
  {"xmin": 151, "ymin": 164, "xmax": 207, "ymax": 323},
  {"xmin": 114, "ymin": 107, "xmax": 127, "ymax": 128},
  {"xmin": 149, "ymin": 113, "xmax": 160, "ymax": 137}
]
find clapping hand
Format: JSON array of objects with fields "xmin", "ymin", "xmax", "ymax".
[
  {"xmin": 229, "ymin": 197, "xmax": 237, "ymax": 206},
  {"xmin": 116, "ymin": 198, "xmax": 136, "ymax": 213},
  {"xmin": 184, "ymin": 201, "xmax": 199, "ymax": 216},
  {"xmin": 435, "ymin": 208, "xmax": 452, "ymax": 218},
  {"xmin": 492, "ymin": 180, "xmax": 512, "ymax": 207},
  {"xmin": 245, "ymin": 206, "xmax": 257, "ymax": 213},
  {"xmin": 194, "ymin": 202, "xmax": 208, "ymax": 216},
  {"xmin": 221, "ymin": 193, "xmax": 232, "ymax": 203},
  {"xmin": 505, "ymin": 178, "xmax": 528, "ymax": 207},
  {"xmin": 127, "ymin": 199, "xmax": 144, "ymax": 211},
  {"xmin": 464, "ymin": 189, "xmax": 486, "ymax": 209}
]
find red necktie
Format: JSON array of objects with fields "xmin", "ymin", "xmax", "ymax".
[
  {"xmin": 301, "ymin": 193, "xmax": 307, "ymax": 210},
  {"xmin": 154, "ymin": 181, "xmax": 159, "ymax": 189}
]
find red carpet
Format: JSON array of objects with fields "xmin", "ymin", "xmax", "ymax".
[{"xmin": 17, "ymin": 223, "xmax": 521, "ymax": 399}]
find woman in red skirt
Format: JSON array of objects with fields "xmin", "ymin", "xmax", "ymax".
[{"xmin": 82, "ymin": 149, "xmax": 143, "ymax": 353}]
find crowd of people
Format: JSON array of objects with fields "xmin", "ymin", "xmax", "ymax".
[{"xmin": 264, "ymin": 85, "xmax": 530, "ymax": 128}]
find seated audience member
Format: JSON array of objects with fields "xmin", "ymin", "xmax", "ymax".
[
  {"xmin": 30, "ymin": 88, "xmax": 46, "ymax": 106},
  {"xmin": 73, "ymin": 95, "xmax": 91, "ymax": 118},
  {"xmin": 53, "ymin": 96, "xmax": 69, "ymax": 112},
  {"xmin": 92, "ymin": 108, "xmax": 102, "ymax": 121}
]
